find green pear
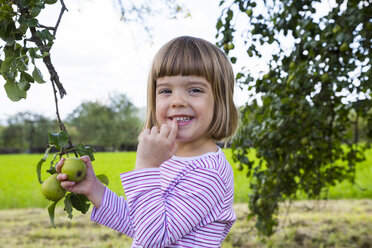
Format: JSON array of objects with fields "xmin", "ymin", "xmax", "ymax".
[
  {"xmin": 62, "ymin": 157, "xmax": 87, "ymax": 182},
  {"xmin": 41, "ymin": 174, "xmax": 66, "ymax": 202}
]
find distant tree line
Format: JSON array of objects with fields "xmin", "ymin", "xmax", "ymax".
[{"xmin": 0, "ymin": 93, "xmax": 143, "ymax": 154}]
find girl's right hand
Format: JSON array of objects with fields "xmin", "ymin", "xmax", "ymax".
[
  {"xmin": 56, "ymin": 156, "xmax": 105, "ymax": 208},
  {"xmin": 135, "ymin": 119, "xmax": 178, "ymax": 170}
]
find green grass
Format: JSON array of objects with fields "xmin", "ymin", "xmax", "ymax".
[
  {"xmin": 0, "ymin": 152, "xmax": 137, "ymax": 209},
  {"xmin": 1, "ymin": 200, "xmax": 371, "ymax": 248},
  {"xmin": 0, "ymin": 148, "xmax": 371, "ymax": 209},
  {"xmin": 327, "ymin": 147, "xmax": 372, "ymax": 199}
]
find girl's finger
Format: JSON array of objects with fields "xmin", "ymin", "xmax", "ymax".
[
  {"xmin": 141, "ymin": 128, "xmax": 150, "ymax": 137},
  {"xmin": 159, "ymin": 124, "xmax": 171, "ymax": 138},
  {"xmin": 61, "ymin": 180, "xmax": 75, "ymax": 189},
  {"xmin": 150, "ymin": 126, "xmax": 159, "ymax": 136},
  {"xmin": 56, "ymin": 157, "xmax": 66, "ymax": 173},
  {"xmin": 56, "ymin": 173, "xmax": 67, "ymax": 181},
  {"xmin": 80, "ymin": 155, "xmax": 93, "ymax": 168},
  {"xmin": 168, "ymin": 119, "xmax": 178, "ymax": 141}
]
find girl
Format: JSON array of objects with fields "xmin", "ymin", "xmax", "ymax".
[{"xmin": 57, "ymin": 36, "xmax": 239, "ymax": 247}]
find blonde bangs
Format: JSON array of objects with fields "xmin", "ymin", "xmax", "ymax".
[{"xmin": 151, "ymin": 36, "xmax": 215, "ymax": 84}]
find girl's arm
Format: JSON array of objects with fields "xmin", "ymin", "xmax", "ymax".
[
  {"xmin": 57, "ymin": 156, "xmax": 135, "ymax": 237},
  {"xmin": 120, "ymin": 165, "xmax": 227, "ymax": 247},
  {"xmin": 89, "ymin": 163, "xmax": 227, "ymax": 247},
  {"xmin": 90, "ymin": 187, "xmax": 135, "ymax": 238}
]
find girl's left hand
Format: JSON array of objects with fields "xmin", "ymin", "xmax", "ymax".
[{"xmin": 135, "ymin": 119, "xmax": 178, "ymax": 170}]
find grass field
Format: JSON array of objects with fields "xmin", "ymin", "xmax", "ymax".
[
  {"xmin": 0, "ymin": 148, "xmax": 372, "ymax": 209},
  {"xmin": 0, "ymin": 149, "xmax": 372, "ymax": 247},
  {"xmin": 1, "ymin": 200, "xmax": 371, "ymax": 248}
]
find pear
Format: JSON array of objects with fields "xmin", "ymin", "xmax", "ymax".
[
  {"xmin": 42, "ymin": 174, "xmax": 66, "ymax": 202},
  {"xmin": 62, "ymin": 157, "xmax": 87, "ymax": 182}
]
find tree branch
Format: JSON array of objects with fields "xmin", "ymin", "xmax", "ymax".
[
  {"xmin": 13, "ymin": 0, "xmax": 76, "ymax": 156},
  {"xmin": 51, "ymin": 78, "xmax": 78, "ymax": 157},
  {"xmin": 14, "ymin": 0, "xmax": 67, "ymax": 99},
  {"xmin": 53, "ymin": 0, "xmax": 68, "ymax": 37}
]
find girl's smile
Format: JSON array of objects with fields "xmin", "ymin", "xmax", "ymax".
[
  {"xmin": 155, "ymin": 75, "xmax": 215, "ymax": 154},
  {"xmin": 169, "ymin": 115, "xmax": 194, "ymax": 126}
]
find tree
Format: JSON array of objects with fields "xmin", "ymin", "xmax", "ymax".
[
  {"xmin": 68, "ymin": 93, "xmax": 141, "ymax": 150},
  {"xmin": 216, "ymin": 0, "xmax": 372, "ymax": 236},
  {"xmin": 0, "ymin": 112, "xmax": 58, "ymax": 152}
]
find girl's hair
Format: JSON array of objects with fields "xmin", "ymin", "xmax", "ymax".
[{"xmin": 144, "ymin": 36, "xmax": 238, "ymax": 141}]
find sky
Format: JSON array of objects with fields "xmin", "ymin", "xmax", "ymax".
[{"xmin": 0, "ymin": 0, "xmax": 261, "ymax": 123}]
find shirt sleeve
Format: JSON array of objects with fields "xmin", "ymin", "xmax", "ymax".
[
  {"xmin": 121, "ymin": 167, "xmax": 226, "ymax": 248},
  {"xmin": 90, "ymin": 186, "xmax": 135, "ymax": 237}
]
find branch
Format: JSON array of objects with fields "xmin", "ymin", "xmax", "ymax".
[
  {"xmin": 53, "ymin": 0, "xmax": 68, "ymax": 37},
  {"xmin": 14, "ymin": 0, "xmax": 67, "ymax": 99},
  {"xmin": 13, "ymin": 0, "xmax": 76, "ymax": 156},
  {"xmin": 51, "ymin": 78, "xmax": 78, "ymax": 157}
]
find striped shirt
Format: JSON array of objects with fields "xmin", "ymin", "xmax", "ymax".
[{"xmin": 91, "ymin": 147, "xmax": 236, "ymax": 247}]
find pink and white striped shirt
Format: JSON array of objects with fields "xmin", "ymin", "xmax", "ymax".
[{"xmin": 91, "ymin": 147, "xmax": 236, "ymax": 247}]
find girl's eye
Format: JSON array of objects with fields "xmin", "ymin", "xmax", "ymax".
[
  {"xmin": 189, "ymin": 88, "xmax": 203, "ymax": 93},
  {"xmin": 158, "ymin": 89, "xmax": 172, "ymax": 94}
]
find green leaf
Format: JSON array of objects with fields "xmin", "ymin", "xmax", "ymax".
[
  {"xmin": 0, "ymin": 56, "xmax": 15, "ymax": 74},
  {"xmin": 21, "ymin": 71, "xmax": 35, "ymax": 83},
  {"xmin": 36, "ymin": 147, "xmax": 51, "ymax": 184},
  {"xmin": 48, "ymin": 131, "xmax": 69, "ymax": 150},
  {"xmin": 70, "ymin": 193, "xmax": 90, "ymax": 214},
  {"xmin": 4, "ymin": 79, "xmax": 27, "ymax": 101},
  {"xmin": 15, "ymin": 57, "xmax": 28, "ymax": 72},
  {"xmin": 31, "ymin": 7, "xmax": 42, "ymax": 17},
  {"xmin": 32, "ymin": 66, "xmax": 45, "ymax": 83},
  {"xmin": 42, "ymin": 52, "xmax": 50, "ymax": 58},
  {"xmin": 38, "ymin": 29, "xmax": 54, "ymax": 42},
  {"xmin": 44, "ymin": 0, "xmax": 58, "ymax": 4},
  {"xmin": 216, "ymin": 19, "xmax": 223, "ymax": 30},
  {"xmin": 75, "ymin": 143, "xmax": 95, "ymax": 161},
  {"xmin": 63, "ymin": 193, "xmax": 73, "ymax": 219},
  {"xmin": 18, "ymin": 79, "xmax": 30, "ymax": 91},
  {"xmin": 48, "ymin": 201, "xmax": 57, "ymax": 228},
  {"xmin": 28, "ymin": 47, "xmax": 44, "ymax": 59},
  {"xmin": 97, "ymin": 174, "xmax": 109, "ymax": 186},
  {"xmin": 25, "ymin": 17, "xmax": 38, "ymax": 27}
]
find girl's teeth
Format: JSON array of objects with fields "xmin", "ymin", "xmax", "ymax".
[{"xmin": 173, "ymin": 117, "xmax": 191, "ymax": 122}]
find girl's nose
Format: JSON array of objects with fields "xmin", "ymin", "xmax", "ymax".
[{"xmin": 171, "ymin": 92, "xmax": 187, "ymax": 108}]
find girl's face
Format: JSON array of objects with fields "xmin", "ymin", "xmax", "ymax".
[{"xmin": 155, "ymin": 75, "xmax": 214, "ymax": 147}]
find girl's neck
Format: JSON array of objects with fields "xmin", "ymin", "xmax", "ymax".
[{"xmin": 174, "ymin": 138, "xmax": 217, "ymax": 157}]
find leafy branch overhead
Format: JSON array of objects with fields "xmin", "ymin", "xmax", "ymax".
[
  {"xmin": 0, "ymin": 0, "xmax": 108, "ymax": 228},
  {"xmin": 0, "ymin": 0, "xmax": 67, "ymax": 101},
  {"xmin": 217, "ymin": 0, "xmax": 371, "ymax": 236}
]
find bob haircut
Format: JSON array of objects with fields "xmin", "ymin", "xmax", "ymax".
[{"xmin": 144, "ymin": 36, "xmax": 238, "ymax": 141}]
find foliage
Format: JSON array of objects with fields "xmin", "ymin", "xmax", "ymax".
[
  {"xmin": 115, "ymin": 0, "xmax": 190, "ymax": 36},
  {"xmin": 216, "ymin": 0, "xmax": 372, "ymax": 236},
  {"xmin": 0, "ymin": 0, "xmax": 67, "ymax": 101},
  {"xmin": 67, "ymin": 93, "xmax": 141, "ymax": 150},
  {"xmin": 0, "ymin": 112, "xmax": 58, "ymax": 151}
]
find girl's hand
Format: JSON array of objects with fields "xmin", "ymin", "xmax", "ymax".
[
  {"xmin": 56, "ymin": 156, "xmax": 105, "ymax": 208},
  {"xmin": 135, "ymin": 119, "xmax": 178, "ymax": 170}
]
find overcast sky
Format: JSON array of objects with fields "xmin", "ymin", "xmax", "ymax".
[{"xmin": 0, "ymin": 0, "xmax": 268, "ymax": 123}]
